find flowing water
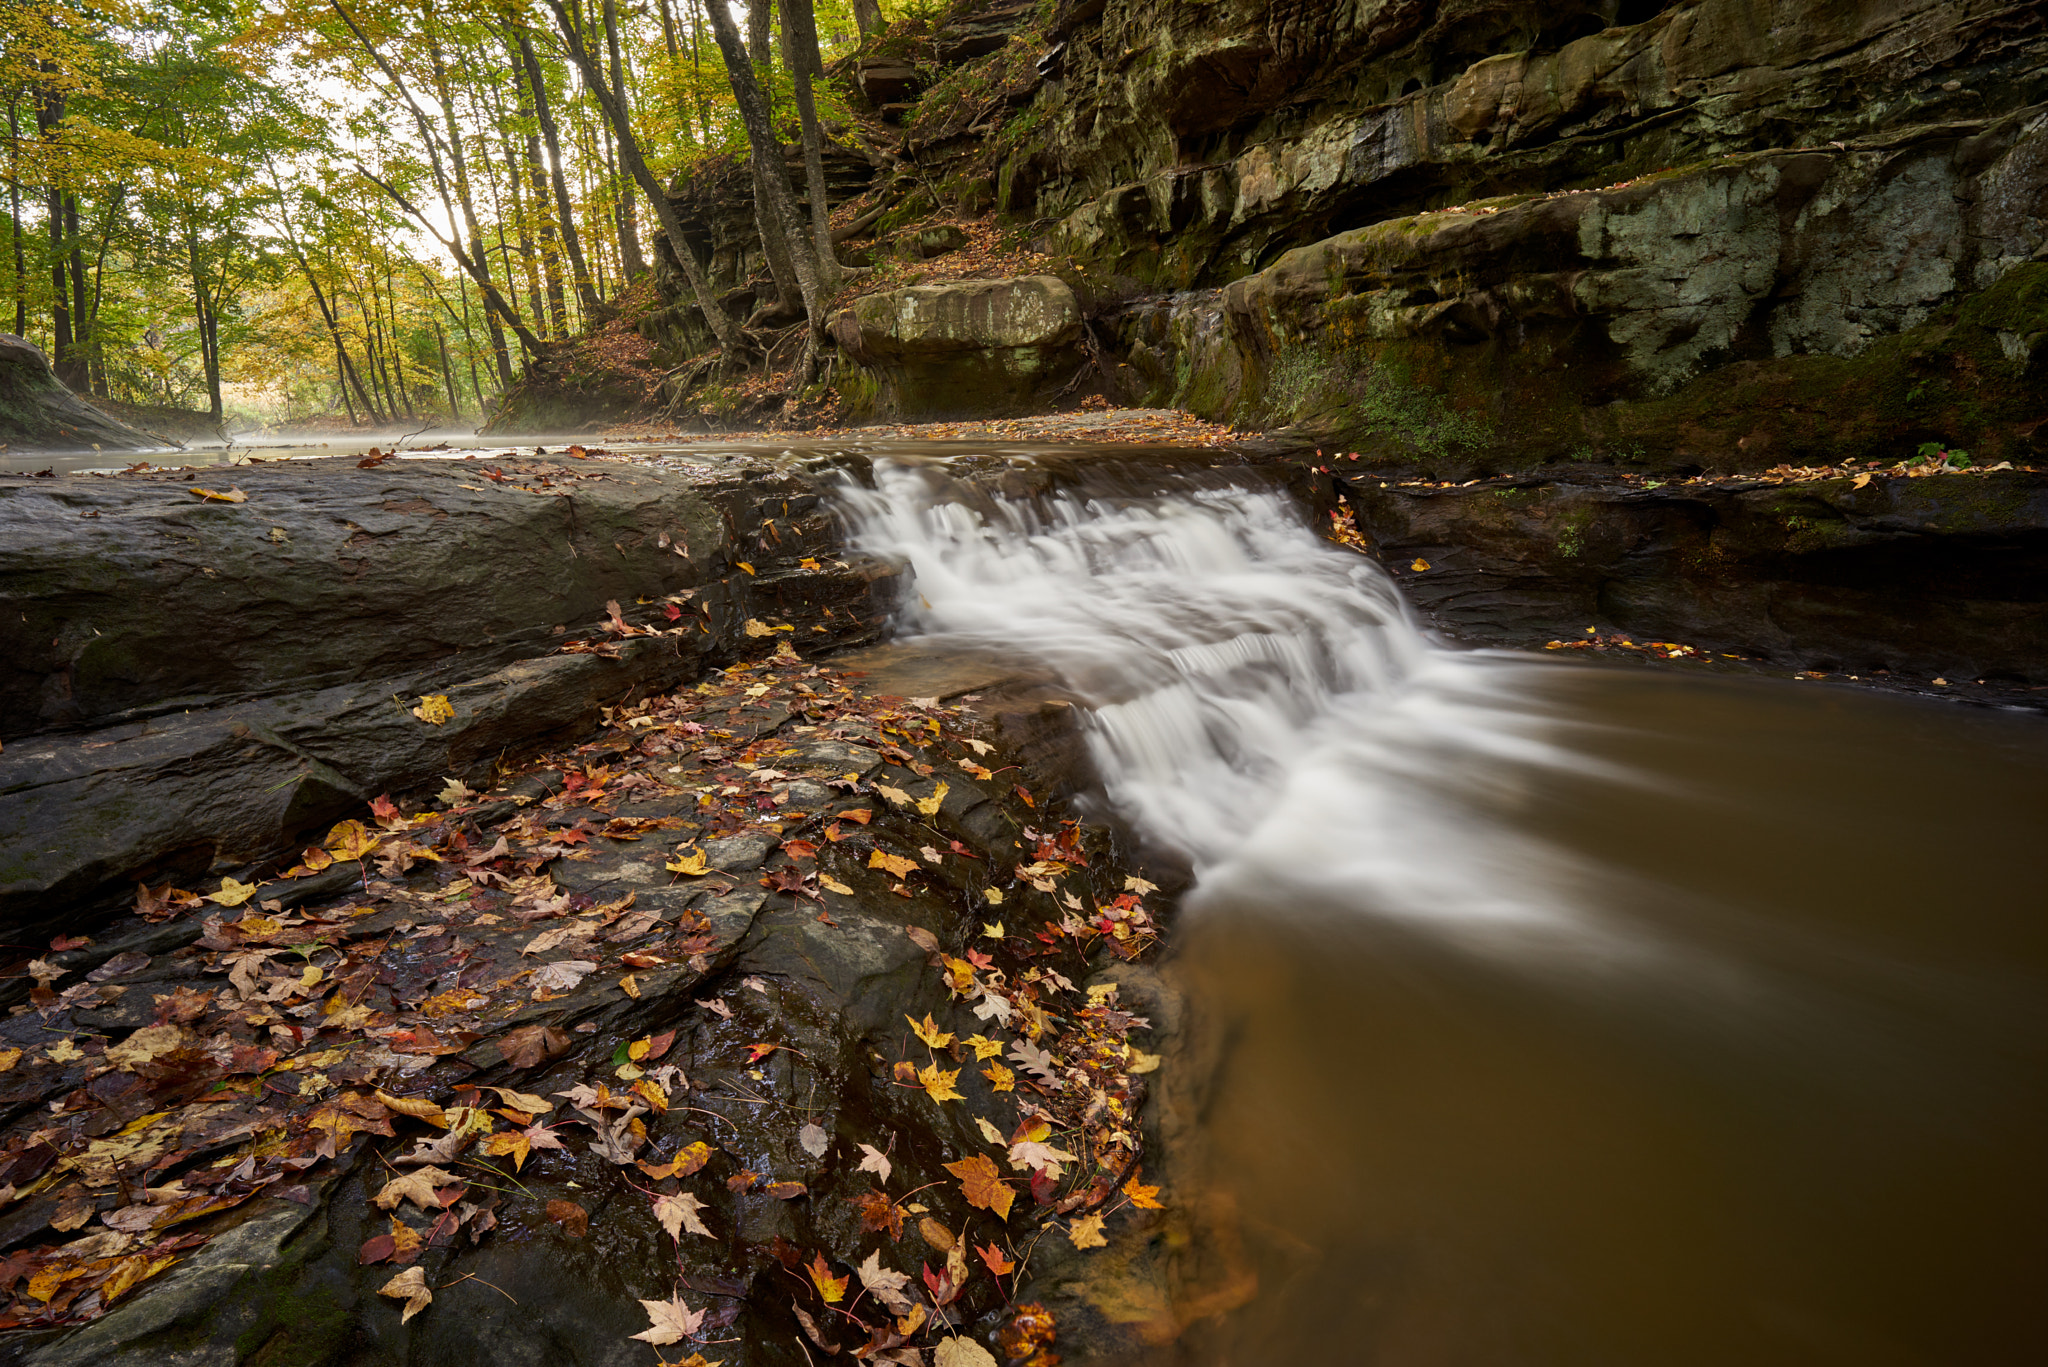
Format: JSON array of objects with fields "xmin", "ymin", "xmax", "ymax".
[{"xmin": 841, "ymin": 457, "xmax": 2048, "ymax": 1367}]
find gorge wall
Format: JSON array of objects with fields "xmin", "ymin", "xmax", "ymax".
[{"xmin": 644, "ymin": 0, "xmax": 2046, "ymax": 476}]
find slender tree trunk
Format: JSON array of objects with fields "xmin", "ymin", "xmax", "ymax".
[
  {"xmin": 515, "ymin": 30, "xmax": 601, "ymax": 321},
  {"xmin": 739, "ymin": 0, "xmax": 803, "ymax": 309},
  {"xmin": 423, "ymin": 26, "xmax": 517, "ymax": 380},
  {"xmin": 851, "ymin": 0, "xmax": 883, "ymax": 38},
  {"xmin": 186, "ymin": 226, "xmax": 222, "ymax": 423},
  {"xmin": 66, "ymin": 194, "xmax": 91, "ymax": 388},
  {"xmin": 6, "ymin": 102, "xmax": 24, "ymax": 337},
  {"xmin": 779, "ymin": 0, "xmax": 842, "ymax": 291},
  {"xmin": 504, "ymin": 34, "xmax": 566, "ymax": 336},
  {"xmin": 702, "ymin": 0, "xmax": 824, "ymax": 330},
  {"xmin": 270, "ymin": 173, "xmax": 380, "ymax": 422},
  {"xmin": 434, "ymin": 319, "xmax": 461, "ymax": 419},
  {"xmin": 459, "ymin": 278, "xmax": 486, "ymax": 410},
  {"xmin": 84, "ymin": 186, "xmax": 125, "ymax": 397},
  {"xmin": 543, "ymin": 0, "xmax": 749, "ymax": 359},
  {"xmin": 603, "ymin": 0, "xmax": 645, "ymax": 279}
]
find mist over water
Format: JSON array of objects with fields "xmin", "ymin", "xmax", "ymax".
[{"xmin": 840, "ymin": 456, "xmax": 2048, "ymax": 1366}]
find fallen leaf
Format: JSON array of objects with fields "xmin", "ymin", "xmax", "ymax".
[
  {"xmin": 873, "ymin": 783, "xmax": 913, "ymax": 807},
  {"xmin": 981, "ymin": 1061, "xmax": 1015, "ymax": 1092},
  {"xmin": 819, "ymin": 875, "xmax": 855, "ymax": 895},
  {"xmin": 975, "ymin": 1241, "xmax": 1016, "ymax": 1276},
  {"xmin": 373, "ymin": 1166, "xmax": 460, "ymax": 1211},
  {"xmin": 631, "ymin": 1293, "xmax": 705, "ymax": 1345},
  {"xmin": 374, "ymin": 1090, "xmax": 449, "ymax": 1127},
  {"xmin": 499, "ymin": 1024, "xmax": 571, "ymax": 1068},
  {"xmin": 1409, "ymin": 558, "xmax": 1430, "ymax": 572},
  {"xmin": 918, "ymin": 1062, "xmax": 964, "ymax": 1104},
  {"xmin": 918, "ymin": 1216, "xmax": 955, "ymax": 1252},
  {"xmin": 1066, "ymin": 1213, "xmax": 1107, "ymax": 1249},
  {"xmin": 962, "ymin": 1034, "xmax": 1004, "ymax": 1061},
  {"xmin": 870, "ymin": 849, "xmax": 918, "ymax": 878},
  {"xmin": 203, "ymin": 876, "xmax": 261, "ymax": 907},
  {"xmin": 766, "ymin": 1180, "xmax": 808, "ymax": 1201},
  {"xmin": 665, "ymin": 846, "xmax": 710, "ymax": 875},
  {"xmin": 907, "ymin": 1013, "xmax": 954, "ymax": 1049},
  {"xmin": 1122, "ymin": 1170, "xmax": 1164, "ymax": 1210},
  {"xmin": 412, "ymin": 695, "xmax": 455, "ymax": 725},
  {"xmin": 189, "ymin": 486, "xmax": 248, "ymax": 503},
  {"xmin": 379, "ymin": 1265, "xmax": 434, "ymax": 1321},
  {"xmin": 546, "ymin": 1198, "xmax": 588, "ymax": 1236},
  {"xmin": 799, "ymin": 1121, "xmax": 829, "ymax": 1158},
  {"xmin": 858, "ymin": 1248, "xmax": 916, "ymax": 1314},
  {"xmin": 916, "ymin": 781, "xmax": 950, "ymax": 817},
  {"xmin": 945, "ymin": 1154, "xmax": 1015, "ymax": 1220},
  {"xmin": 851, "ymin": 1188, "xmax": 904, "ymax": 1239},
  {"xmin": 857, "ymin": 1143, "xmax": 892, "ymax": 1185},
  {"xmin": 529, "ymin": 959, "xmax": 597, "ymax": 994},
  {"xmin": 653, "ymin": 1191, "xmax": 712, "ymax": 1240},
  {"xmin": 935, "ymin": 1336, "xmax": 999, "ymax": 1367},
  {"xmin": 807, "ymin": 1251, "xmax": 849, "ymax": 1303}
]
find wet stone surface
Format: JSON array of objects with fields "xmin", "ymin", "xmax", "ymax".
[{"xmin": 0, "ymin": 651, "xmax": 1184, "ymax": 1366}]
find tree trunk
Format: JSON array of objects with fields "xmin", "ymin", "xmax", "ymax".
[
  {"xmin": 503, "ymin": 37, "xmax": 567, "ymax": 337},
  {"xmin": 434, "ymin": 319, "xmax": 462, "ymax": 419},
  {"xmin": 543, "ymin": 0, "xmax": 749, "ymax": 361},
  {"xmin": 778, "ymin": 0, "xmax": 842, "ymax": 292},
  {"xmin": 514, "ymin": 30, "xmax": 602, "ymax": 322},
  {"xmin": 186, "ymin": 226, "xmax": 222, "ymax": 424},
  {"xmin": 602, "ymin": 0, "xmax": 646, "ymax": 280},
  {"xmin": 851, "ymin": 0, "xmax": 883, "ymax": 39},
  {"xmin": 702, "ymin": 0, "xmax": 825, "ymax": 332},
  {"xmin": 6, "ymin": 101, "xmax": 24, "ymax": 338},
  {"xmin": 270, "ymin": 171, "xmax": 382, "ymax": 423}
]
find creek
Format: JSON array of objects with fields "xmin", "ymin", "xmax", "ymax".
[{"xmin": 842, "ymin": 455, "xmax": 2048, "ymax": 1366}]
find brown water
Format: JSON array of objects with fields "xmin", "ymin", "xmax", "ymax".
[
  {"xmin": 1178, "ymin": 664, "xmax": 2048, "ymax": 1367},
  {"xmin": 838, "ymin": 458, "xmax": 2048, "ymax": 1367}
]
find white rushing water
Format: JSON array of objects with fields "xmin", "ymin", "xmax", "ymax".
[{"xmin": 838, "ymin": 458, "xmax": 1657, "ymax": 967}]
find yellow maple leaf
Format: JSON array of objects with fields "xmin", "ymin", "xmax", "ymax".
[
  {"xmin": 915, "ymin": 781, "xmax": 949, "ymax": 817},
  {"xmin": 907, "ymin": 1013, "xmax": 954, "ymax": 1049},
  {"xmin": 983, "ymin": 887, "xmax": 1004, "ymax": 905},
  {"xmin": 1067, "ymin": 1213, "xmax": 1107, "ymax": 1249},
  {"xmin": 917, "ymin": 1062, "xmax": 964, "ymax": 1104},
  {"xmin": 1121, "ymin": 1170, "xmax": 1165, "ymax": 1210},
  {"xmin": 962, "ymin": 1034, "xmax": 1003, "ymax": 1061},
  {"xmin": 324, "ymin": 819, "xmax": 382, "ymax": 861},
  {"xmin": 1409, "ymin": 558, "xmax": 1430, "ymax": 572},
  {"xmin": 981, "ymin": 1061, "xmax": 1015, "ymax": 1092},
  {"xmin": 868, "ymin": 849, "xmax": 918, "ymax": 878},
  {"xmin": 412, "ymin": 694, "xmax": 455, "ymax": 725},
  {"xmin": 204, "ymin": 876, "xmax": 261, "ymax": 907},
  {"xmin": 665, "ymin": 846, "xmax": 710, "ymax": 875}
]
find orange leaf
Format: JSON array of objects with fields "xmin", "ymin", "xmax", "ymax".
[
  {"xmin": 943, "ymin": 1153, "xmax": 1015, "ymax": 1220},
  {"xmin": 1121, "ymin": 1169, "xmax": 1164, "ymax": 1210},
  {"xmin": 975, "ymin": 1241, "xmax": 1015, "ymax": 1276},
  {"xmin": 806, "ymin": 1251, "xmax": 849, "ymax": 1303}
]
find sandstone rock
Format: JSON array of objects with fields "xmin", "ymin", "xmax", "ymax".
[
  {"xmin": 0, "ymin": 334, "xmax": 161, "ymax": 453},
  {"xmin": 1342, "ymin": 468, "xmax": 2048, "ymax": 682},
  {"xmin": 833, "ymin": 276, "xmax": 1085, "ymax": 417},
  {"xmin": 0, "ymin": 454, "xmax": 902, "ymax": 943}
]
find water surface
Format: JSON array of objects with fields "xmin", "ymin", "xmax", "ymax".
[{"xmin": 842, "ymin": 457, "xmax": 2048, "ymax": 1366}]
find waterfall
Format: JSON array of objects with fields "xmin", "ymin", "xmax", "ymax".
[{"xmin": 837, "ymin": 457, "xmax": 1641, "ymax": 960}]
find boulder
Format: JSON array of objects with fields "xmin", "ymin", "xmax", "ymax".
[
  {"xmin": 0, "ymin": 334, "xmax": 161, "ymax": 453},
  {"xmin": 1341, "ymin": 467, "xmax": 2048, "ymax": 682},
  {"xmin": 832, "ymin": 276, "xmax": 1086, "ymax": 417},
  {"xmin": 0, "ymin": 454, "xmax": 903, "ymax": 942}
]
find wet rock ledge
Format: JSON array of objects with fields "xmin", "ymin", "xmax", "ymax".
[
  {"xmin": 0, "ymin": 455, "xmax": 1239, "ymax": 1366},
  {"xmin": 0, "ymin": 454, "xmax": 897, "ymax": 946}
]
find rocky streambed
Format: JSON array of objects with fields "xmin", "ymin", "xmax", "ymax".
[{"xmin": 0, "ymin": 448, "xmax": 1272, "ymax": 1367}]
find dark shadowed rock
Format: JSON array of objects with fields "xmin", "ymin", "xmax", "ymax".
[{"xmin": 0, "ymin": 335, "xmax": 160, "ymax": 454}]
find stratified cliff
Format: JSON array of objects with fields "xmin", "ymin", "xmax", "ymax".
[{"xmin": 640, "ymin": 0, "xmax": 2041, "ymax": 469}]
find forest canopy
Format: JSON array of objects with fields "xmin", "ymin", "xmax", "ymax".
[{"xmin": 1, "ymin": 0, "xmax": 887, "ymax": 430}]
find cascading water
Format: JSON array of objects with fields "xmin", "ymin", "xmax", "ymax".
[{"xmin": 838, "ymin": 453, "xmax": 2048, "ymax": 1367}]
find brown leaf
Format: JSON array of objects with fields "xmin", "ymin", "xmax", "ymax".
[
  {"xmin": 851, "ymin": 1189, "xmax": 904, "ymax": 1239},
  {"xmin": 499, "ymin": 1024, "xmax": 571, "ymax": 1069},
  {"xmin": 546, "ymin": 1199, "xmax": 588, "ymax": 1237}
]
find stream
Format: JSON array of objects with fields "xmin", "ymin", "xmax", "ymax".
[{"xmin": 842, "ymin": 456, "xmax": 2048, "ymax": 1366}]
